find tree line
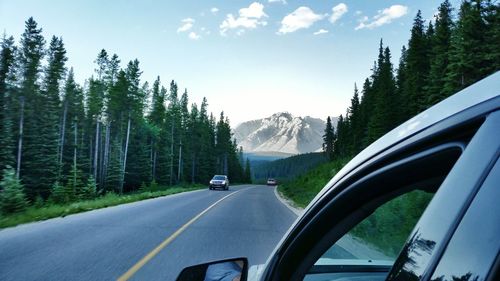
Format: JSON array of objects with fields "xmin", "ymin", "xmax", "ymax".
[
  {"xmin": 317, "ymin": 0, "xmax": 498, "ymax": 255},
  {"xmin": 252, "ymin": 152, "xmax": 328, "ymax": 182},
  {"xmin": 323, "ymin": 0, "xmax": 499, "ymax": 160},
  {"xmin": 0, "ymin": 17, "xmax": 249, "ymax": 211}
]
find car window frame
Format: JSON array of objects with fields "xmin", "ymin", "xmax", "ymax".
[
  {"xmin": 301, "ymin": 144, "xmax": 466, "ymax": 280},
  {"xmin": 387, "ymin": 110, "xmax": 500, "ymax": 281},
  {"xmin": 428, "ymin": 157, "xmax": 500, "ymax": 281},
  {"xmin": 270, "ymin": 141, "xmax": 465, "ymax": 281},
  {"xmin": 261, "ymin": 98, "xmax": 499, "ymax": 281}
]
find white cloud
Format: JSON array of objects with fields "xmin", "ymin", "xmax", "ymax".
[
  {"xmin": 329, "ymin": 3, "xmax": 348, "ymax": 24},
  {"xmin": 177, "ymin": 18, "xmax": 195, "ymax": 33},
  {"xmin": 220, "ymin": 2, "xmax": 268, "ymax": 36},
  {"xmin": 313, "ymin": 29, "xmax": 329, "ymax": 35},
  {"xmin": 188, "ymin": 31, "xmax": 200, "ymax": 40},
  {"xmin": 211, "ymin": 7, "xmax": 219, "ymax": 14},
  {"xmin": 355, "ymin": 5, "xmax": 408, "ymax": 30},
  {"xmin": 355, "ymin": 10, "xmax": 363, "ymax": 16},
  {"xmin": 239, "ymin": 2, "xmax": 267, "ymax": 18},
  {"xmin": 268, "ymin": 0, "xmax": 287, "ymax": 4},
  {"xmin": 278, "ymin": 7, "xmax": 325, "ymax": 34}
]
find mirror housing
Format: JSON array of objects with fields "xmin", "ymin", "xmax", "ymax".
[{"xmin": 176, "ymin": 257, "xmax": 248, "ymax": 281}]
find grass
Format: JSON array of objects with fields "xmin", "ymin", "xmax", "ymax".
[
  {"xmin": 0, "ymin": 184, "xmax": 204, "ymax": 229},
  {"xmin": 278, "ymin": 159, "xmax": 349, "ymax": 208}
]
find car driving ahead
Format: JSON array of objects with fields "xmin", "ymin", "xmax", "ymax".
[
  {"xmin": 266, "ymin": 178, "xmax": 277, "ymax": 186},
  {"xmin": 178, "ymin": 72, "xmax": 500, "ymax": 281},
  {"xmin": 209, "ymin": 175, "xmax": 229, "ymax": 190}
]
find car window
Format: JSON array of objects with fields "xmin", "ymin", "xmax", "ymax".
[
  {"xmin": 213, "ymin": 176, "xmax": 225, "ymax": 180},
  {"xmin": 305, "ymin": 189, "xmax": 434, "ymax": 281},
  {"xmin": 317, "ymin": 190, "xmax": 433, "ymax": 263},
  {"xmin": 297, "ymin": 144, "xmax": 466, "ymax": 281}
]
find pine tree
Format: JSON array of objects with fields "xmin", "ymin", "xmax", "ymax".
[
  {"xmin": 167, "ymin": 80, "xmax": 181, "ymax": 185},
  {"xmin": 50, "ymin": 180, "xmax": 73, "ymax": 204},
  {"xmin": 322, "ymin": 116, "xmax": 335, "ymax": 160},
  {"xmin": 426, "ymin": 0, "xmax": 454, "ymax": 105},
  {"xmin": 244, "ymin": 158, "xmax": 252, "ymax": 183},
  {"xmin": 333, "ymin": 115, "xmax": 344, "ymax": 158},
  {"xmin": 179, "ymin": 89, "xmax": 190, "ymax": 182},
  {"xmin": 443, "ymin": 0, "xmax": 490, "ymax": 95},
  {"xmin": 483, "ymin": 0, "xmax": 500, "ymax": 74},
  {"xmin": 186, "ymin": 103, "xmax": 199, "ymax": 183},
  {"xmin": 0, "ymin": 166, "xmax": 28, "ymax": 214},
  {"xmin": 40, "ymin": 36, "xmax": 67, "ymax": 188},
  {"xmin": 88, "ymin": 50, "xmax": 108, "ymax": 186},
  {"xmin": 18, "ymin": 17, "xmax": 47, "ymax": 200},
  {"xmin": 80, "ymin": 175, "xmax": 97, "ymax": 200},
  {"xmin": 395, "ymin": 45, "xmax": 409, "ymax": 124},
  {"xmin": 0, "ymin": 35, "xmax": 17, "ymax": 176},
  {"xmin": 347, "ymin": 84, "xmax": 361, "ymax": 154},
  {"xmin": 126, "ymin": 122, "xmax": 152, "ymax": 189},
  {"xmin": 403, "ymin": 11, "xmax": 431, "ymax": 116},
  {"xmin": 367, "ymin": 43, "xmax": 397, "ymax": 143},
  {"xmin": 357, "ymin": 78, "xmax": 372, "ymax": 149},
  {"xmin": 105, "ymin": 139, "xmax": 122, "ymax": 193},
  {"xmin": 215, "ymin": 112, "xmax": 232, "ymax": 175},
  {"xmin": 60, "ymin": 69, "xmax": 85, "ymax": 177},
  {"xmin": 148, "ymin": 77, "xmax": 165, "ymax": 183},
  {"xmin": 197, "ymin": 98, "xmax": 215, "ymax": 183},
  {"xmin": 67, "ymin": 163, "xmax": 85, "ymax": 199}
]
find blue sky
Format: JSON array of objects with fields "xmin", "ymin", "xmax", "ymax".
[{"xmin": 0, "ymin": 0, "xmax": 458, "ymax": 125}]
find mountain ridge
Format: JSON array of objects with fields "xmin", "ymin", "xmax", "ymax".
[{"xmin": 234, "ymin": 112, "xmax": 337, "ymax": 155}]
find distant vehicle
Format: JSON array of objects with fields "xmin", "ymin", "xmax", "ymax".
[
  {"xmin": 209, "ymin": 175, "xmax": 229, "ymax": 190},
  {"xmin": 178, "ymin": 73, "xmax": 500, "ymax": 281},
  {"xmin": 266, "ymin": 179, "xmax": 277, "ymax": 186}
]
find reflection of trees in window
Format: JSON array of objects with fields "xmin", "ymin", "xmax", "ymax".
[
  {"xmin": 451, "ymin": 273, "xmax": 479, "ymax": 281},
  {"xmin": 388, "ymin": 229, "xmax": 436, "ymax": 281},
  {"xmin": 350, "ymin": 190, "xmax": 433, "ymax": 257},
  {"xmin": 432, "ymin": 272, "xmax": 480, "ymax": 281}
]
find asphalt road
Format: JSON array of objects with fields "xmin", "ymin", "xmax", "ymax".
[{"xmin": 0, "ymin": 185, "xmax": 297, "ymax": 281}]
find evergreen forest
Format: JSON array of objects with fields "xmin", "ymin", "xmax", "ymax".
[{"xmin": 0, "ymin": 17, "xmax": 250, "ymax": 214}]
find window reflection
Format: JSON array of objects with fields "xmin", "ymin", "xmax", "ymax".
[
  {"xmin": 388, "ymin": 230, "xmax": 436, "ymax": 281},
  {"xmin": 432, "ymin": 272, "xmax": 480, "ymax": 281}
]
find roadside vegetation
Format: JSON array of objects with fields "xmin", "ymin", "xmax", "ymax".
[
  {"xmin": 0, "ymin": 17, "xmax": 253, "ymax": 227},
  {"xmin": 0, "ymin": 169, "xmax": 203, "ymax": 229},
  {"xmin": 278, "ymin": 159, "xmax": 348, "ymax": 208},
  {"xmin": 279, "ymin": 0, "xmax": 499, "ymax": 254}
]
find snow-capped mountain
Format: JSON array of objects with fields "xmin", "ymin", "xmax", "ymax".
[{"xmin": 234, "ymin": 112, "xmax": 335, "ymax": 155}]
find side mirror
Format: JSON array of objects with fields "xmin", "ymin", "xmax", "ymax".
[{"xmin": 176, "ymin": 257, "xmax": 248, "ymax": 281}]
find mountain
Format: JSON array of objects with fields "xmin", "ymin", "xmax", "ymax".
[{"xmin": 234, "ymin": 112, "xmax": 336, "ymax": 155}]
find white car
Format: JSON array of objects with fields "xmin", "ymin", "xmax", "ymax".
[
  {"xmin": 209, "ymin": 175, "xmax": 229, "ymax": 190},
  {"xmin": 266, "ymin": 179, "xmax": 277, "ymax": 186}
]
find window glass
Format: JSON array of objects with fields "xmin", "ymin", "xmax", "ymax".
[{"xmin": 315, "ymin": 189, "xmax": 433, "ymax": 265}]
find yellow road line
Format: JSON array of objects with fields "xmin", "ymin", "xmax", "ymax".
[{"xmin": 117, "ymin": 189, "xmax": 243, "ymax": 281}]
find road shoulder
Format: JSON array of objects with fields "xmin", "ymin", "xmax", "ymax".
[{"xmin": 273, "ymin": 186, "xmax": 303, "ymax": 216}]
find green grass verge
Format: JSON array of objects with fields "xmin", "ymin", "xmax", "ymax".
[
  {"xmin": 278, "ymin": 159, "xmax": 349, "ymax": 208},
  {"xmin": 0, "ymin": 185, "xmax": 204, "ymax": 229}
]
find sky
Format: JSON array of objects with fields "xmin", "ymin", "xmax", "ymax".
[{"xmin": 0, "ymin": 0, "xmax": 459, "ymax": 126}]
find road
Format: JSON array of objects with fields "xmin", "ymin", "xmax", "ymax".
[{"xmin": 0, "ymin": 185, "xmax": 297, "ymax": 281}]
